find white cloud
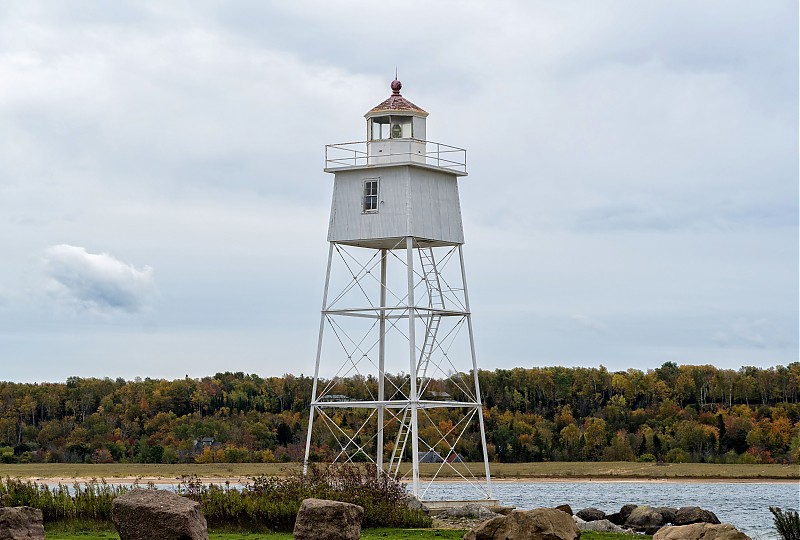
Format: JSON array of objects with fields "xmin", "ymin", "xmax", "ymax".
[
  {"xmin": 43, "ymin": 245, "xmax": 155, "ymax": 314},
  {"xmin": 572, "ymin": 314, "xmax": 607, "ymax": 334},
  {"xmin": 714, "ymin": 317, "xmax": 774, "ymax": 349}
]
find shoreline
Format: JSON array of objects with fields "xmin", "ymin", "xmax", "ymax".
[{"xmin": 11, "ymin": 475, "xmax": 799, "ymax": 486}]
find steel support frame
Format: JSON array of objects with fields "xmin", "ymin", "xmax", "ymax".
[{"xmin": 304, "ymin": 237, "xmax": 492, "ymax": 500}]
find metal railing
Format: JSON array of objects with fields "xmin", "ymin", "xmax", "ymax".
[{"xmin": 325, "ymin": 139, "xmax": 467, "ymax": 173}]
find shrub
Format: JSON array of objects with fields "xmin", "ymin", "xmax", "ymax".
[
  {"xmin": 161, "ymin": 447, "xmax": 179, "ymax": 464},
  {"xmin": 665, "ymin": 448, "xmax": 689, "ymax": 463},
  {"xmin": 636, "ymin": 453, "xmax": 656, "ymax": 462},
  {"xmin": 178, "ymin": 463, "xmax": 430, "ymax": 532},
  {"xmin": 91, "ymin": 449, "xmax": 114, "ymax": 464},
  {"xmin": 770, "ymin": 507, "xmax": 800, "ymax": 540},
  {"xmin": 737, "ymin": 451, "xmax": 759, "ymax": 464}
]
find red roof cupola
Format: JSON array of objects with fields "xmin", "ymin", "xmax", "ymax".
[{"xmin": 365, "ymin": 79, "xmax": 428, "ymax": 118}]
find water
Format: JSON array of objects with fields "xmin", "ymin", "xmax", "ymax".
[{"xmin": 423, "ymin": 481, "xmax": 800, "ymax": 540}]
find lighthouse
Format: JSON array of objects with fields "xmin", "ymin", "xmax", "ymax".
[{"xmin": 304, "ymin": 79, "xmax": 493, "ymax": 502}]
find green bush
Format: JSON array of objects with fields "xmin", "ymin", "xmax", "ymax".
[
  {"xmin": 179, "ymin": 464, "xmax": 431, "ymax": 532},
  {"xmin": 770, "ymin": 507, "xmax": 800, "ymax": 540},
  {"xmin": 636, "ymin": 453, "xmax": 656, "ymax": 462},
  {"xmin": 665, "ymin": 448, "xmax": 689, "ymax": 463},
  {"xmin": 737, "ymin": 452, "xmax": 759, "ymax": 464}
]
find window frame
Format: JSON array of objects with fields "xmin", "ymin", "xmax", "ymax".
[{"xmin": 362, "ymin": 178, "xmax": 379, "ymax": 214}]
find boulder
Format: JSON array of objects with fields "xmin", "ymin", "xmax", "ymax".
[
  {"xmin": 653, "ymin": 523, "xmax": 751, "ymax": 540},
  {"xmin": 0, "ymin": 506, "xmax": 44, "ymax": 540},
  {"xmin": 654, "ymin": 507, "xmax": 677, "ymax": 524},
  {"xmin": 674, "ymin": 506, "xmax": 721, "ymax": 526},
  {"xmin": 492, "ymin": 506, "xmax": 516, "ymax": 516},
  {"xmin": 607, "ymin": 504, "xmax": 637, "ymax": 525},
  {"xmin": 403, "ymin": 493, "xmax": 429, "ymax": 513},
  {"xmin": 576, "ymin": 508, "xmax": 605, "ymax": 522},
  {"xmin": 464, "ymin": 507, "xmax": 579, "ymax": 540},
  {"xmin": 293, "ymin": 498, "xmax": 364, "ymax": 540},
  {"xmin": 619, "ymin": 504, "xmax": 638, "ymax": 522},
  {"xmin": 439, "ymin": 504, "xmax": 498, "ymax": 520},
  {"xmin": 112, "ymin": 489, "xmax": 208, "ymax": 540},
  {"xmin": 625, "ymin": 505, "xmax": 664, "ymax": 534},
  {"xmin": 554, "ymin": 504, "xmax": 573, "ymax": 516},
  {"xmin": 575, "ymin": 518, "xmax": 628, "ymax": 533}
]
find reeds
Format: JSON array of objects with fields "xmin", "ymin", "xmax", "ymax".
[
  {"xmin": 0, "ymin": 477, "xmax": 134, "ymax": 522},
  {"xmin": 0, "ymin": 464, "xmax": 430, "ymax": 532}
]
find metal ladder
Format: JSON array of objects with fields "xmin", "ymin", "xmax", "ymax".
[
  {"xmin": 417, "ymin": 248, "xmax": 445, "ymax": 385},
  {"xmin": 388, "ymin": 248, "xmax": 447, "ymax": 478}
]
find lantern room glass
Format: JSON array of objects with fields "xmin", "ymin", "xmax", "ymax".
[{"xmin": 369, "ymin": 116, "xmax": 412, "ymax": 140}]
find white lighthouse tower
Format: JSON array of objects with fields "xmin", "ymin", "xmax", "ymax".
[{"xmin": 304, "ymin": 79, "xmax": 493, "ymax": 502}]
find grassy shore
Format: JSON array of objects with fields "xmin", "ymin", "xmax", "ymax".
[
  {"xmin": 44, "ymin": 528, "xmax": 466, "ymax": 540},
  {"xmin": 1, "ymin": 462, "xmax": 796, "ymax": 482},
  {"xmin": 43, "ymin": 527, "xmax": 647, "ymax": 540}
]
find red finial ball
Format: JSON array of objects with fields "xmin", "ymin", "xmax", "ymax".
[{"xmin": 391, "ymin": 79, "xmax": 402, "ymax": 94}]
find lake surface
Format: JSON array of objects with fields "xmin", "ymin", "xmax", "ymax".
[{"xmin": 422, "ymin": 481, "xmax": 799, "ymax": 540}]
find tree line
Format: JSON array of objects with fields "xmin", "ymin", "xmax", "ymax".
[{"xmin": 0, "ymin": 362, "xmax": 797, "ymax": 466}]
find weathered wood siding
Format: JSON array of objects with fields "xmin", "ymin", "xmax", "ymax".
[{"xmin": 327, "ymin": 164, "xmax": 464, "ymax": 247}]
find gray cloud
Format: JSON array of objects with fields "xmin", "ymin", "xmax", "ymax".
[
  {"xmin": 0, "ymin": 1, "xmax": 795, "ymax": 381},
  {"xmin": 43, "ymin": 245, "xmax": 155, "ymax": 313}
]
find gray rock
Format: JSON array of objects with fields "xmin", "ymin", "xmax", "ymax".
[
  {"xmin": 464, "ymin": 508, "xmax": 579, "ymax": 540},
  {"xmin": 112, "ymin": 489, "xmax": 207, "ymax": 540},
  {"xmin": 607, "ymin": 504, "xmax": 638, "ymax": 526},
  {"xmin": 491, "ymin": 506, "xmax": 516, "ymax": 516},
  {"xmin": 439, "ymin": 504, "xmax": 498, "ymax": 520},
  {"xmin": 619, "ymin": 504, "xmax": 638, "ymax": 522},
  {"xmin": 576, "ymin": 507, "xmax": 606, "ymax": 522},
  {"xmin": 293, "ymin": 498, "xmax": 364, "ymax": 540},
  {"xmin": 403, "ymin": 493, "xmax": 429, "ymax": 513},
  {"xmin": 554, "ymin": 504, "xmax": 573, "ymax": 516},
  {"xmin": 674, "ymin": 506, "xmax": 721, "ymax": 525},
  {"xmin": 626, "ymin": 505, "xmax": 664, "ymax": 535},
  {"xmin": 654, "ymin": 507, "xmax": 677, "ymax": 524},
  {"xmin": 654, "ymin": 523, "xmax": 751, "ymax": 540},
  {"xmin": 0, "ymin": 506, "xmax": 44, "ymax": 540},
  {"xmin": 575, "ymin": 518, "xmax": 629, "ymax": 533}
]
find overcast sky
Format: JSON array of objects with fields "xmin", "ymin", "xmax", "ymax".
[{"xmin": 0, "ymin": 1, "xmax": 797, "ymax": 383}]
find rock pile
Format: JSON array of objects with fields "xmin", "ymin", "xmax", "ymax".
[{"xmin": 573, "ymin": 503, "xmax": 729, "ymax": 536}]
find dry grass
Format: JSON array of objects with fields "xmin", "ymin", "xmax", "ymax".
[
  {"xmin": 412, "ymin": 461, "xmax": 800, "ymax": 481},
  {"xmin": 0, "ymin": 462, "xmax": 302, "ymax": 481},
  {"xmin": 0, "ymin": 462, "xmax": 796, "ymax": 482}
]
